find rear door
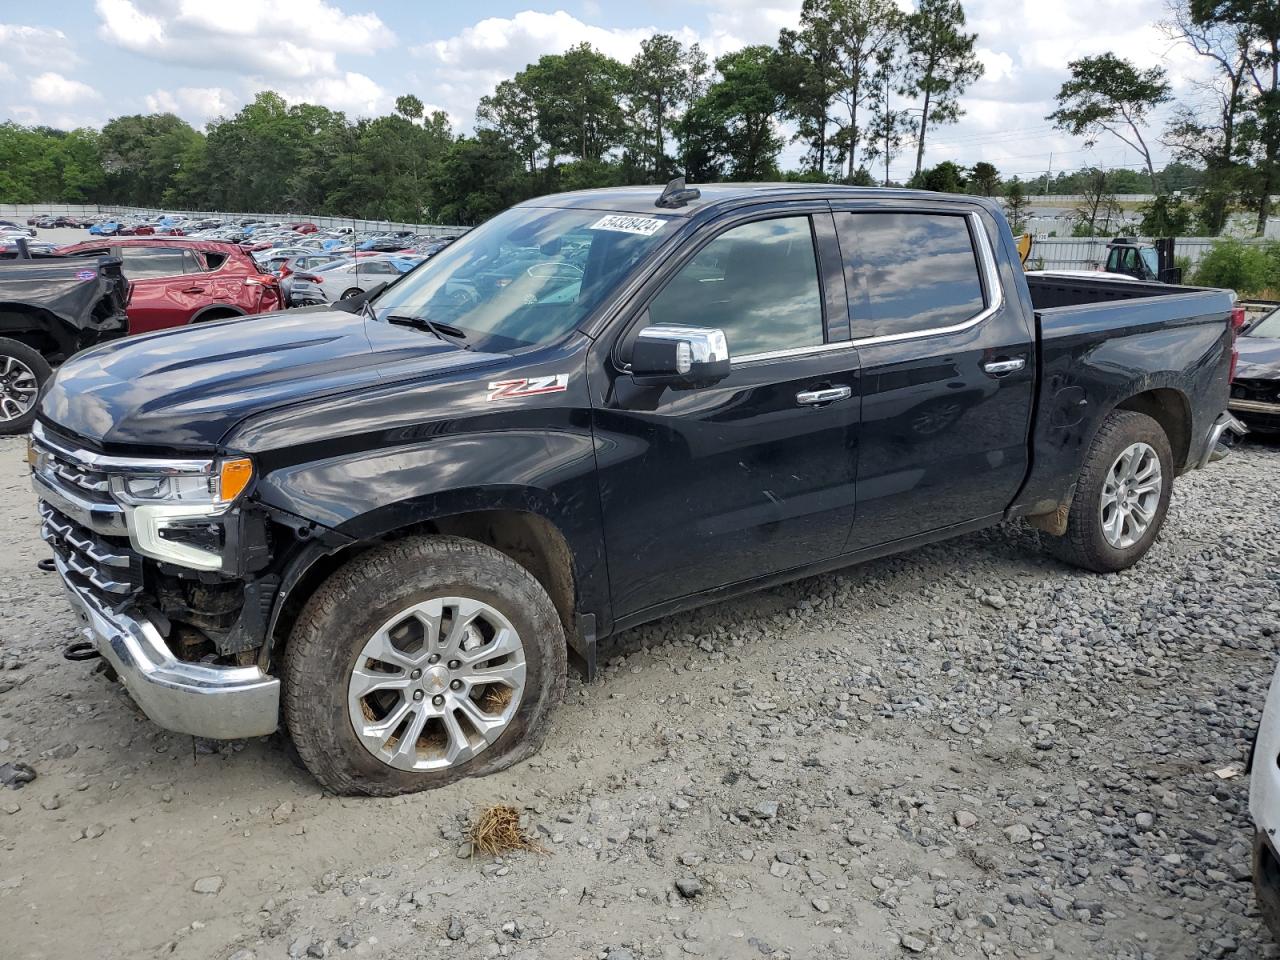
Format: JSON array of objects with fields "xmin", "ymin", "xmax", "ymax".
[
  {"xmin": 832, "ymin": 203, "xmax": 1034, "ymax": 551},
  {"xmin": 116, "ymin": 245, "xmax": 197, "ymax": 333},
  {"xmin": 591, "ymin": 209, "xmax": 861, "ymax": 621}
]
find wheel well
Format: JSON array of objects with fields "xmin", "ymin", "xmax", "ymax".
[
  {"xmin": 190, "ymin": 306, "xmax": 243, "ymax": 323},
  {"xmin": 268, "ymin": 510, "xmax": 577, "ymax": 664},
  {"xmin": 0, "ymin": 307, "xmax": 60, "ymax": 359},
  {"xmin": 1115, "ymin": 388, "xmax": 1192, "ymax": 470}
]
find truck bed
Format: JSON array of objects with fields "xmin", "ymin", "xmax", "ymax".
[
  {"xmin": 1010, "ymin": 273, "xmax": 1237, "ymax": 523},
  {"xmin": 1026, "ymin": 273, "xmax": 1209, "ymax": 310}
]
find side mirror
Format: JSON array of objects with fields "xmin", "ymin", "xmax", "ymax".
[{"xmin": 631, "ymin": 324, "xmax": 731, "ymax": 387}]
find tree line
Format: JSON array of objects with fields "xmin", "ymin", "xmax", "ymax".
[{"xmin": 0, "ymin": 0, "xmax": 1274, "ymax": 236}]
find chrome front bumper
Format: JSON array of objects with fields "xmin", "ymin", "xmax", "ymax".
[
  {"xmin": 56, "ymin": 557, "xmax": 280, "ymax": 739},
  {"xmin": 1196, "ymin": 411, "xmax": 1248, "ymax": 469}
]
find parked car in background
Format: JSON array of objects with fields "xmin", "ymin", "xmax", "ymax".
[
  {"xmin": 289, "ymin": 256, "xmax": 416, "ymax": 304},
  {"xmin": 89, "ymin": 221, "xmax": 120, "ymax": 236},
  {"xmin": 277, "ymin": 253, "xmax": 346, "ymax": 303},
  {"xmin": 1230, "ymin": 306, "xmax": 1280, "ymax": 433},
  {"xmin": 57, "ymin": 237, "xmax": 281, "ymax": 333},
  {"xmin": 0, "ymin": 253, "xmax": 129, "ymax": 434}
]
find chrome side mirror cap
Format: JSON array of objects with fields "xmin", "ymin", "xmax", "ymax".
[{"xmin": 631, "ymin": 324, "xmax": 731, "ymax": 387}]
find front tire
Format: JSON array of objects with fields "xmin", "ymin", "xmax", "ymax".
[
  {"xmin": 283, "ymin": 536, "xmax": 567, "ymax": 796},
  {"xmin": 0, "ymin": 338, "xmax": 51, "ymax": 436},
  {"xmin": 1046, "ymin": 410, "xmax": 1173, "ymax": 572}
]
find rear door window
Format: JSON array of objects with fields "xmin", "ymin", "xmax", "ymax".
[
  {"xmin": 119, "ymin": 246, "xmax": 187, "ymax": 279},
  {"xmin": 835, "ymin": 213, "xmax": 985, "ymax": 340}
]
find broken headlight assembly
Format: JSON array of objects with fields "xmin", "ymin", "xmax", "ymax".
[{"xmin": 111, "ymin": 458, "xmax": 253, "ymax": 571}]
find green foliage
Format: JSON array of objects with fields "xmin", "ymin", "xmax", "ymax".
[
  {"xmin": 900, "ymin": 0, "xmax": 983, "ymax": 178},
  {"xmin": 1137, "ymin": 195, "xmax": 1194, "ymax": 236},
  {"xmin": 1048, "ymin": 53, "xmax": 1170, "ymax": 190},
  {"xmin": 0, "ymin": 123, "xmax": 105, "ymax": 202},
  {"xmin": 910, "ymin": 160, "xmax": 965, "ymax": 192},
  {"xmin": 968, "ymin": 161, "xmax": 999, "ymax": 196},
  {"xmin": 699, "ymin": 46, "xmax": 788, "ymax": 180},
  {"xmin": 1003, "ymin": 180, "xmax": 1030, "ymax": 232},
  {"xmin": 1191, "ymin": 239, "xmax": 1278, "ymax": 294}
]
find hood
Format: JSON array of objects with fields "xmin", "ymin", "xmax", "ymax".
[
  {"xmin": 39, "ymin": 308, "xmax": 504, "ymax": 449},
  {"xmin": 1236, "ymin": 334, "xmax": 1280, "ymax": 381}
]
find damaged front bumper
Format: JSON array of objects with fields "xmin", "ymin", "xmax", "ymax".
[{"xmin": 56, "ymin": 554, "xmax": 280, "ymax": 739}]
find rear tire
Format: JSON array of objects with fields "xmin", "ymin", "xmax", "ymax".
[
  {"xmin": 1046, "ymin": 410, "xmax": 1173, "ymax": 572},
  {"xmin": 340, "ymin": 287, "xmax": 362, "ymax": 301},
  {"xmin": 283, "ymin": 536, "xmax": 567, "ymax": 796},
  {"xmin": 0, "ymin": 337, "xmax": 51, "ymax": 436}
]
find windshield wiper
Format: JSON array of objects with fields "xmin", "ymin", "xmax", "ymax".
[{"xmin": 385, "ymin": 314, "xmax": 471, "ymax": 351}]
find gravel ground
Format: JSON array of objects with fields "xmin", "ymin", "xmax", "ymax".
[{"xmin": 1, "ymin": 433, "xmax": 1278, "ymax": 960}]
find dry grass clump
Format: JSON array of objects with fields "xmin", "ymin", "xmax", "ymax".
[{"xmin": 469, "ymin": 804, "xmax": 545, "ymax": 856}]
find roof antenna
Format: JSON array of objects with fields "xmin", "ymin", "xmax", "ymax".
[{"xmin": 656, "ymin": 176, "xmax": 700, "ymax": 209}]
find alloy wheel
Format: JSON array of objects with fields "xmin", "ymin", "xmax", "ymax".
[
  {"xmin": 346, "ymin": 596, "xmax": 526, "ymax": 772},
  {"xmin": 0, "ymin": 355, "xmax": 38, "ymax": 423},
  {"xmin": 1099, "ymin": 441, "xmax": 1163, "ymax": 549}
]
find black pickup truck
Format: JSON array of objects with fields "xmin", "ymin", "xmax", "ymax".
[{"xmin": 30, "ymin": 183, "xmax": 1244, "ymax": 795}]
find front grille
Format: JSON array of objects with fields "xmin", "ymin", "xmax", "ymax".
[
  {"xmin": 39, "ymin": 500, "xmax": 143, "ymax": 605},
  {"xmin": 1232, "ymin": 379, "xmax": 1280, "ymax": 404},
  {"xmin": 38, "ymin": 442, "xmax": 114, "ymax": 505}
]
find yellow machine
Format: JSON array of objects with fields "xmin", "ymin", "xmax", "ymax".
[{"xmin": 1016, "ymin": 233, "xmax": 1032, "ymax": 265}]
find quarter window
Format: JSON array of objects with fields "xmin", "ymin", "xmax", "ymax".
[
  {"xmin": 837, "ymin": 213, "xmax": 985, "ymax": 340},
  {"xmin": 645, "ymin": 216, "xmax": 824, "ymax": 357}
]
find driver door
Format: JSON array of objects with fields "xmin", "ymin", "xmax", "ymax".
[{"xmin": 590, "ymin": 212, "xmax": 862, "ymax": 622}]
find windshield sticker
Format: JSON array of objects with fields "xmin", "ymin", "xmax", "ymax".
[
  {"xmin": 75, "ymin": 269, "xmax": 95, "ymax": 281},
  {"xmin": 487, "ymin": 375, "xmax": 569, "ymax": 402},
  {"xmin": 589, "ymin": 215, "xmax": 667, "ymax": 237}
]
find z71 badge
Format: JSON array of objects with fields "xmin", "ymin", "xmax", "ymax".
[{"xmin": 486, "ymin": 375, "xmax": 569, "ymax": 401}]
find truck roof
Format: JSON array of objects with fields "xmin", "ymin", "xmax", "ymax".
[{"xmin": 519, "ymin": 183, "xmax": 989, "ymax": 217}]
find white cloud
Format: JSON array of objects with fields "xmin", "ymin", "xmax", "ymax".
[
  {"xmin": 273, "ymin": 71, "xmax": 391, "ymax": 118},
  {"xmin": 144, "ymin": 85, "xmax": 237, "ymax": 124},
  {"xmin": 0, "ymin": 23, "xmax": 80, "ymax": 67},
  {"xmin": 29, "ymin": 71, "xmax": 102, "ymax": 105},
  {"xmin": 94, "ymin": 0, "xmax": 394, "ymax": 80},
  {"xmin": 414, "ymin": 10, "xmax": 724, "ymax": 130}
]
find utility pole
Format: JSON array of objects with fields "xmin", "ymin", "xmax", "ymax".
[
  {"xmin": 883, "ymin": 72, "xmax": 891, "ymax": 187},
  {"xmin": 1044, "ymin": 152, "xmax": 1053, "ymax": 195}
]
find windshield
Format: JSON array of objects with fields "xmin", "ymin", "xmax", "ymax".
[
  {"xmin": 1248, "ymin": 307, "xmax": 1280, "ymax": 338},
  {"xmin": 370, "ymin": 205, "xmax": 674, "ymax": 351}
]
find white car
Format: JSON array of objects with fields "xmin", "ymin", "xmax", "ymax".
[
  {"xmin": 289, "ymin": 257, "xmax": 419, "ymax": 304},
  {"xmin": 1250, "ymin": 667, "xmax": 1280, "ymax": 938}
]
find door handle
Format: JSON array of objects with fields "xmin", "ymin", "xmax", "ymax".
[
  {"xmin": 982, "ymin": 357, "xmax": 1025, "ymax": 377},
  {"xmin": 796, "ymin": 386, "xmax": 852, "ymax": 406},
  {"xmin": 180, "ymin": 286, "xmax": 207, "ymax": 294}
]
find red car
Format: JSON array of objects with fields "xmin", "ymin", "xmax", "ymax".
[
  {"xmin": 289, "ymin": 222, "xmax": 319, "ymax": 234},
  {"xmin": 57, "ymin": 238, "xmax": 281, "ymax": 334}
]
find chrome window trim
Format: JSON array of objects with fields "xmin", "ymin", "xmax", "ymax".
[
  {"xmin": 732, "ymin": 340, "xmax": 859, "ymax": 366},
  {"xmin": 846, "ymin": 211, "xmax": 1003, "ymax": 348},
  {"xmin": 32, "ymin": 422, "xmax": 214, "ymax": 475}
]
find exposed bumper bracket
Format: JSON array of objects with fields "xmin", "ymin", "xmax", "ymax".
[
  {"xmin": 1197, "ymin": 411, "xmax": 1248, "ymax": 470},
  {"xmin": 57, "ymin": 558, "xmax": 280, "ymax": 739}
]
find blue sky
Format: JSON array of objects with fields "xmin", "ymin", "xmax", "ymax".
[{"xmin": 1, "ymin": 0, "xmax": 1213, "ymax": 183}]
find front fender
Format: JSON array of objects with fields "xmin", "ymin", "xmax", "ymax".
[{"xmin": 253, "ymin": 429, "xmax": 609, "ymax": 625}]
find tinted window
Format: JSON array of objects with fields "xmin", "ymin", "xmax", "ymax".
[
  {"xmin": 181, "ymin": 249, "xmax": 204, "ymax": 273},
  {"xmin": 645, "ymin": 216, "xmax": 823, "ymax": 357},
  {"xmin": 120, "ymin": 246, "xmax": 186, "ymax": 279},
  {"xmin": 837, "ymin": 213, "xmax": 984, "ymax": 340}
]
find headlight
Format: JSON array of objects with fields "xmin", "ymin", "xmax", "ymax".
[
  {"xmin": 110, "ymin": 458, "xmax": 254, "ymax": 571},
  {"xmin": 111, "ymin": 457, "xmax": 254, "ymax": 507}
]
